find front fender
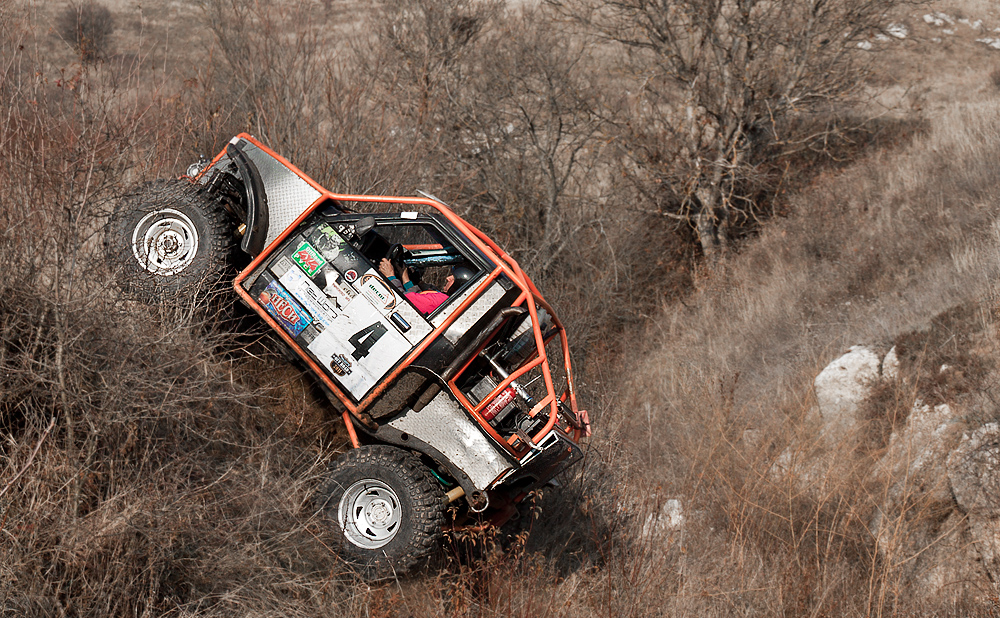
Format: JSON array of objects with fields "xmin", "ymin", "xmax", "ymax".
[{"xmin": 226, "ymin": 139, "xmax": 269, "ymax": 256}]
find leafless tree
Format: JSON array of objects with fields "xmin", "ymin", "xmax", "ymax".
[
  {"xmin": 194, "ymin": 0, "xmax": 425, "ymax": 194},
  {"xmin": 200, "ymin": 0, "xmax": 327, "ymax": 160},
  {"xmin": 375, "ymin": 2, "xmax": 608, "ymax": 277},
  {"xmin": 551, "ymin": 0, "xmax": 920, "ymax": 259},
  {"xmin": 57, "ymin": 1, "xmax": 115, "ymax": 62}
]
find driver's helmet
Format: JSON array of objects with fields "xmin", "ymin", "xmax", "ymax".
[{"xmin": 451, "ymin": 265, "xmax": 475, "ymax": 286}]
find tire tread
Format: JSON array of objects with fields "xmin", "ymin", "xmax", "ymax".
[{"xmin": 315, "ymin": 445, "xmax": 446, "ymax": 578}]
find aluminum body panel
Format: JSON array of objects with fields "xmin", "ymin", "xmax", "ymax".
[
  {"xmin": 238, "ymin": 141, "xmax": 323, "ymax": 248},
  {"xmin": 434, "ymin": 281, "xmax": 506, "ymax": 344},
  {"xmin": 387, "ymin": 392, "xmax": 512, "ymax": 491}
]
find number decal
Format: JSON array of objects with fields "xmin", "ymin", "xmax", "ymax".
[{"xmin": 348, "ymin": 321, "xmax": 388, "ymax": 360}]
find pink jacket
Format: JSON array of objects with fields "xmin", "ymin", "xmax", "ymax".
[{"xmin": 406, "ymin": 289, "xmax": 448, "ymax": 314}]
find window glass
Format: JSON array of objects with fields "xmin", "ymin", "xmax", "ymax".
[{"xmin": 366, "ymin": 222, "xmax": 481, "ymax": 315}]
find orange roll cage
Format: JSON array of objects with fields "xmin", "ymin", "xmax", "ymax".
[{"xmin": 215, "ymin": 135, "xmax": 583, "ymax": 457}]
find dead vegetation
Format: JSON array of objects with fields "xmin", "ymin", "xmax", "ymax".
[
  {"xmin": 5, "ymin": 0, "xmax": 1000, "ymax": 615},
  {"xmin": 56, "ymin": 1, "xmax": 114, "ymax": 62}
]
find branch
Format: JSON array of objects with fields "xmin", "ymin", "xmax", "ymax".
[{"xmin": 0, "ymin": 416, "xmax": 57, "ymax": 500}]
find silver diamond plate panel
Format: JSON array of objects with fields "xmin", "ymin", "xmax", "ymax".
[
  {"xmin": 434, "ymin": 282, "xmax": 506, "ymax": 344},
  {"xmin": 394, "ymin": 299, "xmax": 434, "ymax": 346},
  {"xmin": 239, "ymin": 141, "xmax": 323, "ymax": 249},
  {"xmin": 388, "ymin": 393, "xmax": 511, "ymax": 491}
]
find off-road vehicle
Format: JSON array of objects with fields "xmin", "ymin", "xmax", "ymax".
[{"xmin": 106, "ymin": 134, "xmax": 590, "ymax": 576}]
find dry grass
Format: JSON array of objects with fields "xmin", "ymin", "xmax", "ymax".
[
  {"xmin": 5, "ymin": 0, "xmax": 1000, "ymax": 616},
  {"xmin": 598, "ymin": 98, "xmax": 1000, "ymax": 615}
]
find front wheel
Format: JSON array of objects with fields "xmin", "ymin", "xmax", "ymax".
[
  {"xmin": 105, "ymin": 180, "xmax": 235, "ymax": 300},
  {"xmin": 315, "ymin": 445, "xmax": 445, "ymax": 578}
]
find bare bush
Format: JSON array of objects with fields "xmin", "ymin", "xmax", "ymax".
[
  {"xmin": 376, "ymin": 2, "xmax": 603, "ymax": 275},
  {"xmin": 369, "ymin": 2, "xmax": 686, "ymax": 357},
  {"xmin": 57, "ymin": 1, "xmax": 114, "ymax": 62},
  {"xmin": 0, "ymin": 20, "xmax": 364, "ymax": 616},
  {"xmin": 551, "ymin": 0, "xmax": 927, "ymax": 260}
]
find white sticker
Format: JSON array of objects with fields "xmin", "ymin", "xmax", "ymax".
[
  {"xmin": 401, "ymin": 211, "xmax": 418, "ymax": 219},
  {"xmin": 307, "ymin": 304, "xmax": 411, "ymax": 399},
  {"xmin": 359, "ymin": 273, "xmax": 398, "ymax": 312},
  {"xmin": 274, "ymin": 256, "xmax": 293, "ymax": 276},
  {"xmin": 278, "ymin": 267, "xmax": 338, "ymax": 328}
]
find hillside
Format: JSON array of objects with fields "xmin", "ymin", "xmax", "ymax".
[{"xmin": 4, "ymin": 0, "xmax": 1000, "ymax": 616}]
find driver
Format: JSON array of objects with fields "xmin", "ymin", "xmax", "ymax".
[{"xmin": 379, "ymin": 258, "xmax": 473, "ymax": 315}]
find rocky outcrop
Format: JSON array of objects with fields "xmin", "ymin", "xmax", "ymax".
[
  {"xmin": 813, "ymin": 345, "xmax": 882, "ymax": 439},
  {"xmin": 810, "ymin": 345, "xmax": 904, "ymax": 444},
  {"xmin": 775, "ymin": 345, "xmax": 893, "ymax": 486},
  {"xmin": 799, "ymin": 344, "xmax": 1000, "ymax": 600},
  {"xmin": 869, "ymin": 402, "xmax": 980, "ymax": 598},
  {"xmin": 948, "ymin": 424, "xmax": 1000, "ymax": 582}
]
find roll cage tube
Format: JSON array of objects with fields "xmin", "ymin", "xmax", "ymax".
[{"xmin": 226, "ymin": 139, "xmax": 269, "ymax": 256}]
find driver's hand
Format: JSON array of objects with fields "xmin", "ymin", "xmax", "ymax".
[{"xmin": 378, "ymin": 258, "xmax": 394, "ymax": 278}]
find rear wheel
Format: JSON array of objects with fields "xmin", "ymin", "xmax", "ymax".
[
  {"xmin": 105, "ymin": 180, "xmax": 235, "ymax": 300},
  {"xmin": 315, "ymin": 445, "xmax": 445, "ymax": 578}
]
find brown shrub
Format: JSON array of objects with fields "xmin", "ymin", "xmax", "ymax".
[
  {"xmin": 990, "ymin": 66, "xmax": 1000, "ymax": 91},
  {"xmin": 56, "ymin": 2, "xmax": 114, "ymax": 62}
]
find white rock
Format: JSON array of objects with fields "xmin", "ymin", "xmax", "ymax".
[
  {"xmin": 882, "ymin": 346, "xmax": 900, "ymax": 380},
  {"xmin": 943, "ymin": 28, "xmax": 956, "ymax": 35},
  {"xmin": 884, "ymin": 403, "xmax": 958, "ymax": 475},
  {"xmin": 923, "ymin": 14, "xmax": 944, "ymax": 26},
  {"xmin": 814, "ymin": 345, "xmax": 880, "ymax": 439},
  {"xmin": 887, "ymin": 23, "xmax": 908, "ymax": 39},
  {"xmin": 977, "ymin": 38, "xmax": 1000, "ymax": 50},
  {"xmin": 857, "ymin": 40, "xmax": 873, "ymax": 50},
  {"xmin": 948, "ymin": 423, "xmax": 1000, "ymax": 581},
  {"xmin": 935, "ymin": 12, "xmax": 955, "ymax": 25},
  {"xmin": 640, "ymin": 499, "xmax": 684, "ymax": 539},
  {"xmin": 875, "ymin": 33, "xmax": 892, "ymax": 43}
]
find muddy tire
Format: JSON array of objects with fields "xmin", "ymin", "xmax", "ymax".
[
  {"xmin": 315, "ymin": 445, "xmax": 445, "ymax": 578},
  {"xmin": 105, "ymin": 179, "xmax": 235, "ymax": 300}
]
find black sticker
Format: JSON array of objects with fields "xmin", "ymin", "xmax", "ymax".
[
  {"xmin": 330, "ymin": 353, "xmax": 353, "ymax": 376},
  {"xmin": 309, "ymin": 225, "xmax": 368, "ymax": 279},
  {"xmin": 390, "ymin": 312, "xmax": 411, "ymax": 333},
  {"xmin": 299, "ymin": 323, "xmax": 320, "ymax": 346}
]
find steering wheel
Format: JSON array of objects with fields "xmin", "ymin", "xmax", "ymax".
[
  {"xmin": 386, "ymin": 243, "xmax": 405, "ymax": 268},
  {"xmin": 383, "ymin": 243, "xmax": 406, "ymax": 279}
]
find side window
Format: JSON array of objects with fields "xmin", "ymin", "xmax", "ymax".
[{"xmin": 377, "ymin": 222, "xmax": 482, "ymax": 315}]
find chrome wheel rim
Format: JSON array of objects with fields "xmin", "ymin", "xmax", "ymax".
[
  {"xmin": 131, "ymin": 209, "xmax": 199, "ymax": 275},
  {"xmin": 338, "ymin": 479, "xmax": 402, "ymax": 549}
]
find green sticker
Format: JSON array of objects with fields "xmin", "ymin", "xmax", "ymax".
[{"xmin": 292, "ymin": 240, "xmax": 326, "ymax": 277}]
